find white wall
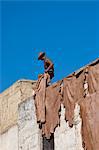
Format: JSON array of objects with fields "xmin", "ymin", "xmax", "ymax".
[
  {"xmin": 18, "ymin": 97, "xmax": 42, "ymax": 150},
  {"xmin": 0, "ymin": 125, "xmax": 18, "ymax": 150},
  {"xmin": 0, "ymin": 97, "xmax": 84, "ymax": 150},
  {"xmin": 54, "ymin": 104, "xmax": 84, "ymax": 150}
]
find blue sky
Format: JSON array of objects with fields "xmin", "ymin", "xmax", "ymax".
[{"xmin": 0, "ymin": 1, "xmax": 99, "ymax": 92}]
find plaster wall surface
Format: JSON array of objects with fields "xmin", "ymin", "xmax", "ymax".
[
  {"xmin": 0, "ymin": 80, "xmax": 84, "ymax": 150},
  {"xmin": 0, "ymin": 80, "xmax": 36, "ymax": 134},
  {"xmin": 18, "ymin": 97, "xmax": 42, "ymax": 150},
  {"xmin": 0, "ymin": 125, "xmax": 18, "ymax": 150},
  {"xmin": 54, "ymin": 104, "xmax": 84, "ymax": 150}
]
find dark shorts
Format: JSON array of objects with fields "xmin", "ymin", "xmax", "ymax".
[{"xmin": 48, "ymin": 70, "xmax": 54, "ymax": 79}]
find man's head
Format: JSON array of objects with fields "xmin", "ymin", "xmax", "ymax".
[{"xmin": 38, "ymin": 52, "xmax": 45, "ymax": 60}]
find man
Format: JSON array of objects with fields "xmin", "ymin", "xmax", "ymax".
[
  {"xmin": 38, "ymin": 52, "xmax": 54, "ymax": 80},
  {"xmin": 34, "ymin": 52, "xmax": 54, "ymax": 125}
]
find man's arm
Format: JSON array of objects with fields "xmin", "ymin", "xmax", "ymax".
[{"xmin": 45, "ymin": 58, "xmax": 54, "ymax": 73}]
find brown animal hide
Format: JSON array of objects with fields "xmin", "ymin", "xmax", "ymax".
[
  {"xmin": 35, "ymin": 75, "xmax": 62, "ymax": 138},
  {"xmin": 88, "ymin": 62, "xmax": 99, "ymax": 94},
  {"xmin": 34, "ymin": 59, "xmax": 99, "ymax": 147},
  {"xmin": 63, "ymin": 61, "xmax": 99, "ymax": 149},
  {"xmin": 42, "ymin": 81, "xmax": 62, "ymax": 139},
  {"xmin": 63, "ymin": 75, "xmax": 77, "ymax": 127},
  {"xmin": 79, "ymin": 92, "xmax": 99, "ymax": 150},
  {"xmin": 63, "ymin": 71, "xmax": 85, "ymax": 127},
  {"xmin": 34, "ymin": 74, "xmax": 46, "ymax": 123}
]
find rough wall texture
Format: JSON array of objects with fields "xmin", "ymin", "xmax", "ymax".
[
  {"xmin": 0, "ymin": 79, "xmax": 84, "ymax": 150},
  {"xmin": 18, "ymin": 97, "xmax": 42, "ymax": 150},
  {"xmin": 55, "ymin": 104, "xmax": 83, "ymax": 150},
  {"xmin": 0, "ymin": 125, "xmax": 18, "ymax": 150},
  {"xmin": 0, "ymin": 79, "xmax": 36, "ymax": 134}
]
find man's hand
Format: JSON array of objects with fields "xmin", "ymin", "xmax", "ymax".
[
  {"xmin": 45, "ymin": 69, "xmax": 48, "ymax": 73},
  {"xmin": 45, "ymin": 63, "xmax": 53, "ymax": 73}
]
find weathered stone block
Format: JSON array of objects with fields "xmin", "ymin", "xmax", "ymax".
[
  {"xmin": 18, "ymin": 97, "xmax": 42, "ymax": 150},
  {"xmin": 54, "ymin": 104, "xmax": 84, "ymax": 150}
]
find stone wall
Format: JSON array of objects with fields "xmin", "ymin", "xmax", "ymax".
[
  {"xmin": 18, "ymin": 97, "xmax": 42, "ymax": 150},
  {"xmin": 0, "ymin": 80, "xmax": 42, "ymax": 150},
  {"xmin": 0, "ymin": 79, "xmax": 84, "ymax": 150},
  {"xmin": 54, "ymin": 104, "xmax": 84, "ymax": 150},
  {"xmin": 0, "ymin": 125, "xmax": 18, "ymax": 150},
  {"xmin": 0, "ymin": 96, "xmax": 42, "ymax": 150},
  {"xmin": 0, "ymin": 79, "xmax": 36, "ymax": 134}
]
